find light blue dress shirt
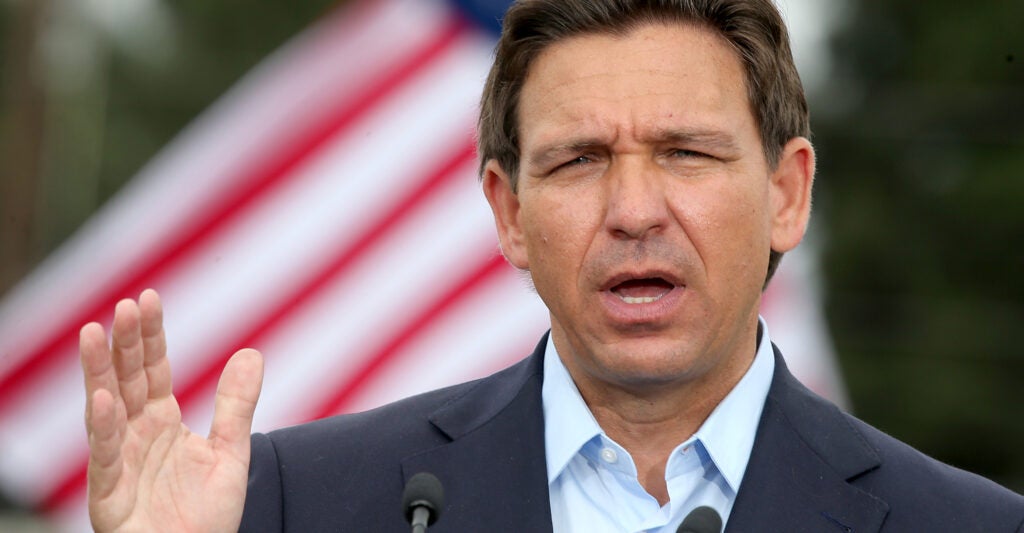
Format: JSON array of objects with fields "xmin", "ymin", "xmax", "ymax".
[{"xmin": 542, "ymin": 318, "xmax": 776, "ymax": 532}]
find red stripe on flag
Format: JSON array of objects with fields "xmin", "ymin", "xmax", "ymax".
[
  {"xmin": 0, "ymin": 18, "xmax": 469, "ymax": 415},
  {"xmin": 38, "ymin": 140, "xmax": 477, "ymax": 514},
  {"xmin": 174, "ymin": 141, "xmax": 478, "ymax": 414},
  {"xmin": 306, "ymin": 253, "xmax": 509, "ymax": 422}
]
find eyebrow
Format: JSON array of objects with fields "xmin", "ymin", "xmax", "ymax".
[
  {"xmin": 526, "ymin": 127, "xmax": 743, "ymax": 169},
  {"xmin": 526, "ymin": 138, "xmax": 608, "ymax": 170},
  {"xmin": 644, "ymin": 128, "xmax": 742, "ymax": 153}
]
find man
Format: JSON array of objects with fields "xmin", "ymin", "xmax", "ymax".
[{"xmin": 80, "ymin": 0, "xmax": 1024, "ymax": 531}]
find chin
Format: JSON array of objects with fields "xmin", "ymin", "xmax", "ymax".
[{"xmin": 595, "ymin": 337, "xmax": 711, "ymax": 383}]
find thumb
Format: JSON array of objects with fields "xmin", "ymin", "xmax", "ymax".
[{"xmin": 209, "ymin": 348, "xmax": 264, "ymax": 460}]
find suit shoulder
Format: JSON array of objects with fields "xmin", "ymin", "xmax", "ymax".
[
  {"xmin": 242, "ymin": 350, "xmax": 545, "ymax": 530},
  {"xmin": 765, "ymin": 355, "xmax": 1023, "ymax": 529},
  {"xmin": 243, "ymin": 375, "xmax": 492, "ymax": 529},
  {"xmin": 842, "ymin": 412, "xmax": 1024, "ymax": 525}
]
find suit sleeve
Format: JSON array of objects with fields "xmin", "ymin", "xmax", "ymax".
[{"xmin": 240, "ymin": 432, "xmax": 284, "ymax": 532}]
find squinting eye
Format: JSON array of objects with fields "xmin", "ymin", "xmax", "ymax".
[
  {"xmin": 672, "ymin": 149, "xmax": 705, "ymax": 158},
  {"xmin": 554, "ymin": 155, "xmax": 592, "ymax": 172}
]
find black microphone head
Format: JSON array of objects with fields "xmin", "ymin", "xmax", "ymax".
[
  {"xmin": 402, "ymin": 472, "xmax": 445, "ymax": 525},
  {"xmin": 677, "ymin": 505, "xmax": 723, "ymax": 533}
]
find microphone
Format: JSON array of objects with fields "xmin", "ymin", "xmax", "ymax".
[
  {"xmin": 402, "ymin": 472, "xmax": 445, "ymax": 533},
  {"xmin": 676, "ymin": 505, "xmax": 723, "ymax": 533}
]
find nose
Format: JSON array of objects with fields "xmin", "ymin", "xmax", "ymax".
[{"xmin": 603, "ymin": 159, "xmax": 669, "ymax": 240}]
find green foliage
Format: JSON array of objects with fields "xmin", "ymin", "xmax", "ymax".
[{"xmin": 815, "ymin": 0, "xmax": 1024, "ymax": 492}]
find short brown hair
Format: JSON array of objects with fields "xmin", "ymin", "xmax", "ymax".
[{"xmin": 477, "ymin": 0, "xmax": 810, "ymax": 284}]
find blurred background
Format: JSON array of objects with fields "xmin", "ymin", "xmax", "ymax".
[{"xmin": 1, "ymin": 0, "xmax": 1021, "ymax": 530}]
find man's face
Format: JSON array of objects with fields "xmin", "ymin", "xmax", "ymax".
[{"xmin": 483, "ymin": 23, "xmax": 813, "ymax": 397}]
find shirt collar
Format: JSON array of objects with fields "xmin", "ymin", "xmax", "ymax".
[
  {"xmin": 542, "ymin": 333, "xmax": 603, "ymax": 484},
  {"xmin": 686, "ymin": 318, "xmax": 775, "ymax": 492},
  {"xmin": 541, "ymin": 317, "xmax": 776, "ymax": 491}
]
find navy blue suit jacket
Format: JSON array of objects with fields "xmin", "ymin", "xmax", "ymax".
[{"xmin": 240, "ymin": 336, "xmax": 1024, "ymax": 531}]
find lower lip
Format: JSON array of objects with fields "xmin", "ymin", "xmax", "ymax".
[{"xmin": 598, "ymin": 286, "xmax": 686, "ymax": 327}]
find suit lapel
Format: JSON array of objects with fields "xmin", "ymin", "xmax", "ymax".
[
  {"xmin": 400, "ymin": 336, "xmax": 554, "ymax": 533},
  {"xmin": 727, "ymin": 348, "xmax": 889, "ymax": 532}
]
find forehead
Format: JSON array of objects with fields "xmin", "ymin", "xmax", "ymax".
[{"xmin": 517, "ymin": 23, "xmax": 754, "ymax": 150}]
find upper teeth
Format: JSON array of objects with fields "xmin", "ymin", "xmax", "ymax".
[{"xmin": 619, "ymin": 294, "xmax": 664, "ymax": 304}]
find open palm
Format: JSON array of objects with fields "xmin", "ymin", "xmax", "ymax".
[{"xmin": 80, "ymin": 289, "xmax": 263, "ymax": 532}]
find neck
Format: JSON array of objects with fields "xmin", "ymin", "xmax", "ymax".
[
  {"xmin": 554, "ymin": 326, "xmax": 758, "ymax": 505},
  {"xmin": 589, "ymin": 362, "xmax": 750, "ymax": 504}
]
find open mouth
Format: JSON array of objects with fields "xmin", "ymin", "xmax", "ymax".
[{"xmin": 610, "ymin": 277, "xmax": 676, "ymax": 304}]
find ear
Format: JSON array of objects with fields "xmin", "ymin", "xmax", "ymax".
[
  {"xmin": 769, "ymin": 137, "xmax": 815, "ymax": 254},
  {"xmin": 481, "ymin": 159, "xmax": 530, "ymax": 269}
]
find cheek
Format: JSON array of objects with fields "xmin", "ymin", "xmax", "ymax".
[
  {"xmin": 523, "ymin": 185, "xmax": 596, "ymax": 239},
  {"xmin": 519, "ymin": 190, "xmax": 601, "ymax": 284},
  {"xmin": 676, "ymin": 181, "xmax": 771, "ymax": 274}
]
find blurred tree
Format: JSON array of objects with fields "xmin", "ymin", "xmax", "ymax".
[
  {"xmin": 814, "ymin": 0, "xmax": 1024, "ymax": 491},
  {"xmin": 0, "ymin": 0, "xmax": 48, "ymax": 297}
]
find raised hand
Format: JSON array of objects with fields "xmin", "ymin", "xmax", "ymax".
[{"xmin": 80, "ymin": 289, "xmax": 264, "ymax": 532}]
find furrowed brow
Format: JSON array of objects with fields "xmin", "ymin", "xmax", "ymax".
[
  {"xmin": 527, "ymin": 139, "xmax": 606, "ymax": 169},
  {"xmin": 651, "ymin": 128, "xmax": 741, "ymax": 153}
]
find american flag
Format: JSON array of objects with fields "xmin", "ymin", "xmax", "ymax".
[{"xmin": 0, "ymin": 0, "xmax": 844, "ymax": 529}]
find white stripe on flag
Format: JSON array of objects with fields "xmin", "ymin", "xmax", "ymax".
[{"xmin": 0, "ymin": 0, "xmax": 446, "ymax": 375}]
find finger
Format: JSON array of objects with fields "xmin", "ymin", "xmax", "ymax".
[
  {"xmin": 111, "ymin": 298, "xmax": 149, "ymax": 418},
  {"xmin": 138, "ymin": 289, "xmax": 172, "ymax": 399},
  {"xmin": 209, "ymin": 349, "xmax": 264, "ymax": 462},
  {"xmin": 81, "ymin": 321, "xmax": 120, "ymax": 429},
  {"xmin": 86, "ymin": 388, "xmax": 128, "ymax": 502}
]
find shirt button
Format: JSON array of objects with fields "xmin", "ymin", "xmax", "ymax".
[{"xmin": 600, "ymin": 447, "xmax": 618, "ymax": 464}]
